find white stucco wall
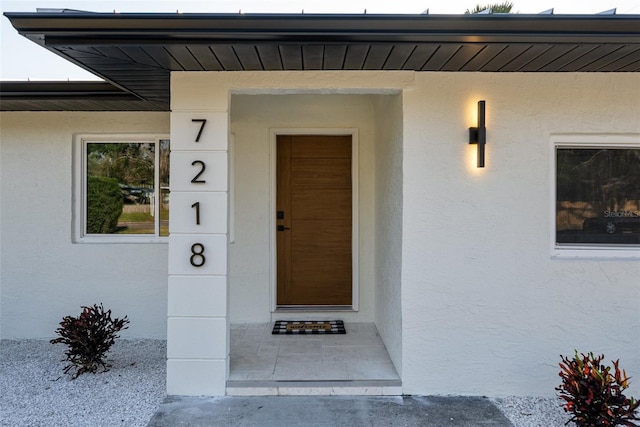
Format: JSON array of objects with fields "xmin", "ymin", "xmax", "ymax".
[
  {"xmin": 401, "ymin": 72, "xmax": 640, "ymax": 397},
  {"xmin": 0, "ymin": 112, "xmax": 170, "ymax": 339},
  {"xmin": 373, "ymin": 94, "xmax": 404, "ymax": 374},
  {"xmin": 229, "ymin": 94, "xmax": 379, "ymax": 322},
  {"xmin": 3, "ymin": 70, "xmax": 638, "ymax": 399}
]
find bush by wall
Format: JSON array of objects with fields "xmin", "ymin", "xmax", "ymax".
[
  {"xmin": 557, "ymin": 351, "xmax": 639, "ymax": 426},
  {"xmin": 50, "ymin": 304, "xmax": 130, "ymax": 378}
]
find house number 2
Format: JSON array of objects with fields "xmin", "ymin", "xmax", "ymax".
[{"xmin": 189, "ymin": 119, "xmax": 207, "ymax": 267}]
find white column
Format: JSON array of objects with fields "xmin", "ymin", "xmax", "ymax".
[{"xmin": 167, "ymin": 110, "xmax": 229, "ymax": 396}]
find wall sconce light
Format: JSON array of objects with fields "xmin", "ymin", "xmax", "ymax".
[{"xmin": 468, "ymin": 100, "xmax": 486, "ymax": 168}]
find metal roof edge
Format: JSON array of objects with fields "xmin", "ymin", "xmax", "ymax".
[
  {"xmin": 5, "ymin": 11, "xmax": 640, "ymax": 16},
  {"xmin": 0, "ymin": 81, "xmax": 168, "ymax": 111},
  {"xmin": 6, "ymin": 12, "xmax": 638, "ymax": 46},
  {"xmin": 1, "ymin": 80, "xmax": 129, "ymax": 96},
  {"xmin": 5, "ymin": 11, "xmax": 640, "ymax": 30}
]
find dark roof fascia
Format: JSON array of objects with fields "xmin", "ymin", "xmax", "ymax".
[
  {"xmin": 5, "ymin": 12, "xmax": 640, "ymax": 45},
  {"xmin": 0, "ymin": 81, "xmax": 166, "ymax": 111},
  {"xmin": 1, "ymin": 81, "xmax": 133, "ymax": 98}
]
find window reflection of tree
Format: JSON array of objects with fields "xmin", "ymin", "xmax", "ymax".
[
  {"xmin": 557, "ymin": 148, "xmax": 640, "ymax": 240},
  {"xmin": 87, "ymin": 143, "xmax": 155, "ymax": 193}
]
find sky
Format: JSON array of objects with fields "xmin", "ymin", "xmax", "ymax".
[{"xmin": 1, "ymin": 0, "xmax": 639, "ymax": 80}]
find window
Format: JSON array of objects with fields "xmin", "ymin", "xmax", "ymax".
[
  {"xmin": 74, "ymin": 134, "xmax": 169, "ymax": 242},
  {"xmin": 553, "ymin": 135, "xmax": 639, "ymax": 256}
]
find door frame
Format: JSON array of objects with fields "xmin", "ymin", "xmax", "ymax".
[{"xmin": 269, "ymin": 128, "xmax": 360, "ymax": 311}]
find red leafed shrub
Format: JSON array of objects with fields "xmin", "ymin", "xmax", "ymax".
[
  {"xmin": 50, "ymin": 304, "xmax": 129, "ymax": 378},
  {"xmin": 557, "ymin": 351, "xmax": 639, "ymax": 426}
]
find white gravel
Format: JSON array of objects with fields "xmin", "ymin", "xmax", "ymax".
[
  {"xmin": 1, "ymin": 339, "xmax": 572, "ymax": 426},
  {"xmin": 0, "ymin": 339, "xmax": 166, "ymax": 427},
  {"xmin": 493, "ymin": 396, "xmax": 571, "ymax": 426}
]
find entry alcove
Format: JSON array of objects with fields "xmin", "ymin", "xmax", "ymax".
[{"xmin": 227, "ymin": 92, "xmax": 403, "ymax": 391}]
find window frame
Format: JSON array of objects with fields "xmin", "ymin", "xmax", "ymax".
[
  {"xmin": 550, "ymin": 133, "xmax": 640, "ymax": 259},
  {"xmin": 73, "ymin": 133, "xmax": 170, "ymax": 243}
]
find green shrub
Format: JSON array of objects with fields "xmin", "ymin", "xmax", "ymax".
[
  {"xmin": 50, "ymin": 304, "xmax": 130, "ymax": 378},
  {"xmin": 557, "ymin": 351, "xmax": 639, "ymax": 426},
  {"xmin": 86, "ymin": 175, "xmax": 124, "ymax": 234}
]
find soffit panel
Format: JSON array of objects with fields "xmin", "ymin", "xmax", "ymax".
[{"xmin": 49, "ymin": 41, "xmax": 640, "ymax": 109}]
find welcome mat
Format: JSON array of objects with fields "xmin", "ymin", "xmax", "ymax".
[{"xmin": 272, "ymin": 320, "xmax": 346, "ymax": 335}]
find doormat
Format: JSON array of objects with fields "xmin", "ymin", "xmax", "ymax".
[{"xmin": 272, "ymin": 320, "xmax": 346, "ymax": 335}]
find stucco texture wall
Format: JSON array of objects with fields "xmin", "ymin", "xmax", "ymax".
[
  {"xmin": 401, "ymin": 72, "xmax": 640, "ymax": 397},
  {"xmin": 373, "ymin": 94, "xmax": 404, "ymax": 374},
  {"xmin": 0, "ymin": 112, "xmax": 170, "ymax": 339}
]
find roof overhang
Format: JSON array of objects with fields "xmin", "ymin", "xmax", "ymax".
[
  {"xmin": 4, "ymin": 12, "xmax": 640, "ymax": 111},
  {"xmin": 0, "ymin": 81, "xmax": 164, "ymax": 111}
]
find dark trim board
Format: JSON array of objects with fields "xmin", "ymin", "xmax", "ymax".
[{"xmin": 0, "ymin": 81, "xmax": 165, "ymax": 111}]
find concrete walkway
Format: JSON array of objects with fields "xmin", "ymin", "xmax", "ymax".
[{"xmin": 146, "ymin": 395, "xmax": 514, "ymax": 426}]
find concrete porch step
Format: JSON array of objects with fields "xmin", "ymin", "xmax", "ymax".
[{"xmin": 226, "ymin": 379, "xmax": 402, "ymax": 396}]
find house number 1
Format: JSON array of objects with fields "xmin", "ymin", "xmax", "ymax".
[
  {"xmin": 191, "ymin": 202, "xmax": 200, "ymax": 225},
  {"xmin": 189, "ymin": 118, "xmax": 207, "ymax": 267}
]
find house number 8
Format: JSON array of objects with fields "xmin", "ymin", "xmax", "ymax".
[{"xmin": 190, "ymin": 243, "xmax": 206, "ymax": 267}]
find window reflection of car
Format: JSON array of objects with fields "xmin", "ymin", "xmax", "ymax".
[
  {"xmin": 583, "ymin": 215, "xmax": 640, "ymax": 234},
  {"xmin": 120, "ymin": 185, "xmax": 152, "ymax": 204}
]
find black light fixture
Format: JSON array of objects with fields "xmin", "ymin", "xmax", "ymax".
[{"xmin": 468, "ymin": 100, "xmax": 486, "ymax": 168}]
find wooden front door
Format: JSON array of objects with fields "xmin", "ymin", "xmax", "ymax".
[{"xmin": 276, "ymin": 135, "xmax": 352, "ymax": 306}]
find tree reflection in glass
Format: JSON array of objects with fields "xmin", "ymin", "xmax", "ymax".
[
  {"xmin": 159, "ymin": 139, "xmax": 170, "ymax": 237},
  {"xmin": 556, "ymin": 148, "xmax": 640, "ymax": 245},
  {"xmin": 87, "ymin": 142, "xmax": 155, "ymax": 234}
]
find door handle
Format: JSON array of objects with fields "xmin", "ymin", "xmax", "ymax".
[{"xmin": 277, "ymin": 225, "xmax": 290, "ymax": 232}]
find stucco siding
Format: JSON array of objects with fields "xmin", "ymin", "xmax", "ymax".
[
  {"xmin": 373, "ymin": 94, "xmax": 404, "ymax": 374},
  {"xmin": 2, "ymin": 70, "xmax": 638, "ymax": 398},
  {"xmin": 401, "ymin": 72, "xmax": 640, "ymax": 396},
  {"xmin": 0, "ymin": 112, "xmax": 170, "ymax": 339}
]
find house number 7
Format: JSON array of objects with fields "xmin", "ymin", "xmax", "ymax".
[{"xmin": 191, "ymin": 119, "xmax": 207, "ymax": 142}]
